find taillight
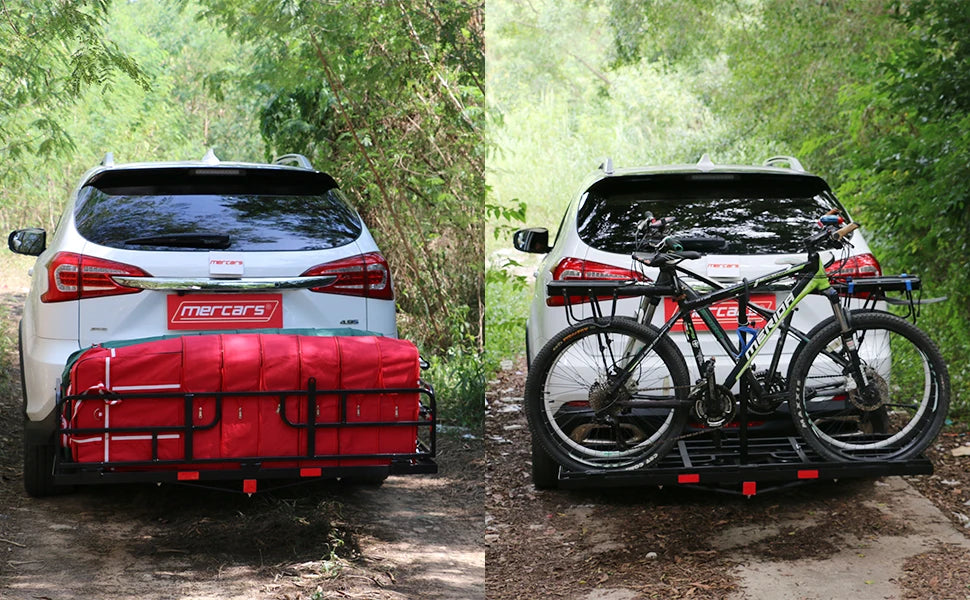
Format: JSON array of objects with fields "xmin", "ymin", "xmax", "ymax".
[
  {"xmin": 546, "ymin": 257, "xmax": 647, "ymax": 306},
  {"xmin": 41, "ymin": 252, "xmax": 150, "ymax": 303},
  {"xmin": 301, "ymin": 252, "xmax": 393, "ymax": 300},
  {"xmin": 826, "ymin": 253, "xmax": 882, "ymax": 281}
]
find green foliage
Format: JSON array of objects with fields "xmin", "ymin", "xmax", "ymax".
[
  {"xmin": 0, "ymin": 0, "xmax": 149, "ymax": 173},
  {"xmin": 194, "ymin": 1, "xmax": 485, "ymax": 357},
  {"xmin": 0, "ymin": 2, "xmax": 263, "ymax": 230},
  {"xmin": 486, "ymin": 0, "xmax": 729, "ymax": 254},
  {"xmin": 484, "ymin": 266, "xmax": 530, "ymax": 371},
  {"xmin": 835, "ymin": 0, "xmax": 970, "ymax": 411},
  {"xmin": 0, "ymin": 1, "xmax": 263, "ymax": 232},
  {"xmin": 425, "ymin": 345, "xmax": 485, "ymax": 431}
]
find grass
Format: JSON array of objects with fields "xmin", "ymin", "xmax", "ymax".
[
  {"xmin": 424, "ymin": 345, "xmax": 485, "ymax": 431},
  {"xmin": 484, "ymin": 266, "xmax": 532, "ymax": 370}
]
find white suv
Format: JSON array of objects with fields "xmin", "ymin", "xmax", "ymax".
[
  {"xmin": 516, "ymin": 155, "xmax": 879, "ymax": 367},
  {"xmin": 10, "ymin": 151, "xmax": 397, "ymax": 494},
  {"xmin": 514, "ymin": 155, "xmax": 881, "ymax": 483}
]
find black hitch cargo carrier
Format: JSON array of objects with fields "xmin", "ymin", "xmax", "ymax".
[
  {"xmin": 555, "ymin": 431, "xmax": 931, "ymax": 496},
  {"xmin": 54, "ymin": 332, "xmax": 437, "ymax": 493}
]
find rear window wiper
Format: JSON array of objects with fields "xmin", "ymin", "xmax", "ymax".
[{"xmin": 123, "ymin": 233, "xmax": 232, "ymax": 249}]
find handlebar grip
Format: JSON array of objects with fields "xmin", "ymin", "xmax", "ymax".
[
  {"xmin": 834, "ymin": 222, "xmax": 859, "ymax": 240},
  {"xmin": 823, "ymin": 208, "xmax": 841, "ymax": 217}
]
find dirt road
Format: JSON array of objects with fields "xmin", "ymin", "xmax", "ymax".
[
  {"xmin": 486, "ymin": 358, "xmax": 970, "ymax": 600},
  {"xmin": 0, "ymin": 292, "xmax": 484, "ymax": 600}
]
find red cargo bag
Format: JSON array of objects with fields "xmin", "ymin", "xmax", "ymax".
[
  {"xmin": 336, "ymin": 336, "xmax": 421, "ymax": 466},
  {"xmin": 65, "ymin": 338, "xmax": 186, "ymax": 463},
  {"xmin": 61, "ymin": 332, "xmax": 421, "ymax": 469}
]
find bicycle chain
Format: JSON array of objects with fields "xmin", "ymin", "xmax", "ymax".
[
  {"xmin": 635, "ymin": 382, "xmax": 723, "ymax": 442},
  {"xmin": 640, "ymin": 382, "xmax": 757, "ymax": 442}
]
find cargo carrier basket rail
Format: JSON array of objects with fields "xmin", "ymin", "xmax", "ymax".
[{"xmin": 53, "ymin": 378, "xmax": 437, "ymax": 490}]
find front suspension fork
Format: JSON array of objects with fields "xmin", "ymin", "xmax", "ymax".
[{"xmin": 823, "ymin": 288, "xmax": 870, "ymax": 389}]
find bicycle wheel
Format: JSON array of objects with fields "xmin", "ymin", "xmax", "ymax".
[
  {"xmin": 525, "ymin": 318, "xmax": 690, "ymax": 471},
  {"xmin": 788, "ymin": 311, "xmax": 949, "ymax": 461}
]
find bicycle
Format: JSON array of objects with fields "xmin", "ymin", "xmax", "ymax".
[{"xmin": 524, "ymin": 214, "xmax": 950, "ymax": 473}]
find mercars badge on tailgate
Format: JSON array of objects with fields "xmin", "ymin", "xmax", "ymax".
[
  {"xmin": 209, "ymin": 252, "xmax": 244, "ymax": 278},
  {"xmin": 707, "ymin": 261, "xmax": 740, "ymax": 278}
]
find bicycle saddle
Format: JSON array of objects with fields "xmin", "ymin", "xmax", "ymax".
[{"xmin": 632, "ymin": 250, "xmax": 702, "ymax": 267}]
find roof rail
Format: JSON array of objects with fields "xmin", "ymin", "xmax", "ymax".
[
  {"xmin": 101, "ymin": 152, "xmax": 114, "ymax": 167},
  {"xmin": 763, "ymin": 155, "xmax": 805, "ymax": 172},
  {"xmin": 273, "ymin": 154, "xmax": 313, "ymax": 170},
  {"xmin": 599, "ymin": 157, "xmax": 614, "ymax": 175}
]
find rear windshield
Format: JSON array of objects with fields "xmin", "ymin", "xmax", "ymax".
[
  {"xmin": 576, "ymin": 173, "xmax": 842, "ymax": 254},
  {"xmin": 75, "ymin": 167, "xmax": 362, "ymax": 251}
]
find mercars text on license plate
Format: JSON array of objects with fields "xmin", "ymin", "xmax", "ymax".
[
  {"xmin": 167, "ymin": 294, "xmax": 283, "ymax": 330},
  {"xmin": 664, "ymin": 294, "xmax": 776, "ymax": 332}
]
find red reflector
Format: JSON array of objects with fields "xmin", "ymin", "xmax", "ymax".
[
  {"xmin": 742, "ymin": 481, "xmax": 757, "ymax": 496},
  {"xmin": 300, "ymin": 468, "xmax": 322, "ymax": 478},
  {"xmin": 177, "ymin": 471, "xmax": 200, "ymax": 481},
  {"xmin": 243, "ymin": 479, "xmax": 257, "ymax": 494},
  {"xmin": 678, "ymin": 473, "xmax": 700, "ymax": 484},
  {"xmin": 798, "ymin": 469, "xmax": 819, "ymax": 480}
]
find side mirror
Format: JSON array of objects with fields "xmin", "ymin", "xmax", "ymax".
[
  {"xmin": 8, "ymin": 228, "xmax": 46, "ymax": 256},
  {"xmin": 513, "ymin": 228, "xmax": 552, "ymax": 254}
]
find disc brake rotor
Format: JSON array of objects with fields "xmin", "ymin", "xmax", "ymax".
[{"xmin": 848, "ymin": 367, "xmax": 889, "ymax": 412}]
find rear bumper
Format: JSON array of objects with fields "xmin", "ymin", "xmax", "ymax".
[{"xmin": 22, "ymin": 335, "xmax": 79, "ymax": 422}]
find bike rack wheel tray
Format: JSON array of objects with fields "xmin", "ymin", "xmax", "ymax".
[
  {"xmin": 554, "ymin": 431, "xmax": 932, "ymax": 496},
  {"xmin": 551, "ymin": 376, "xmax": 933, "ymax": 497}
]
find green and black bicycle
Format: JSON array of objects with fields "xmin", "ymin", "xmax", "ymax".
[{"xmin": 525, "ymin": 215, "xmax": 950, "ymax": 473}]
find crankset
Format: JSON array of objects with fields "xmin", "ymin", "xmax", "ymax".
[
  {"xmin": 691, "ymin": 383, "xmax": 736, "ymax": 428},
  {"xmin": 749, "ymin": 370, "xmax": 791, "ymax": 415}
]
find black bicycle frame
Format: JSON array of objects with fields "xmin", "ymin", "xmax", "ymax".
[{"xmin": 600, "ymin": 252, "xmax": 836, "ymax": 406}]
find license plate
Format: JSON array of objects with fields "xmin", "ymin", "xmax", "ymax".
[
  {"xmin": 167, "ymin": 294, "xmax": 283, "ymax": 330},
  {"xmin": 665, "ymin": 294, "xmax": 776, "ymax": 332}
]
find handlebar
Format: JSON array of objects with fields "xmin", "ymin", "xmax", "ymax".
[
  {"xmin": 835, "ymin": 222, "xmax": 859, "ymax": 240},
  {"xmin": 803, "ymin": 218, "xmax": 858, "ymax": 252}
]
